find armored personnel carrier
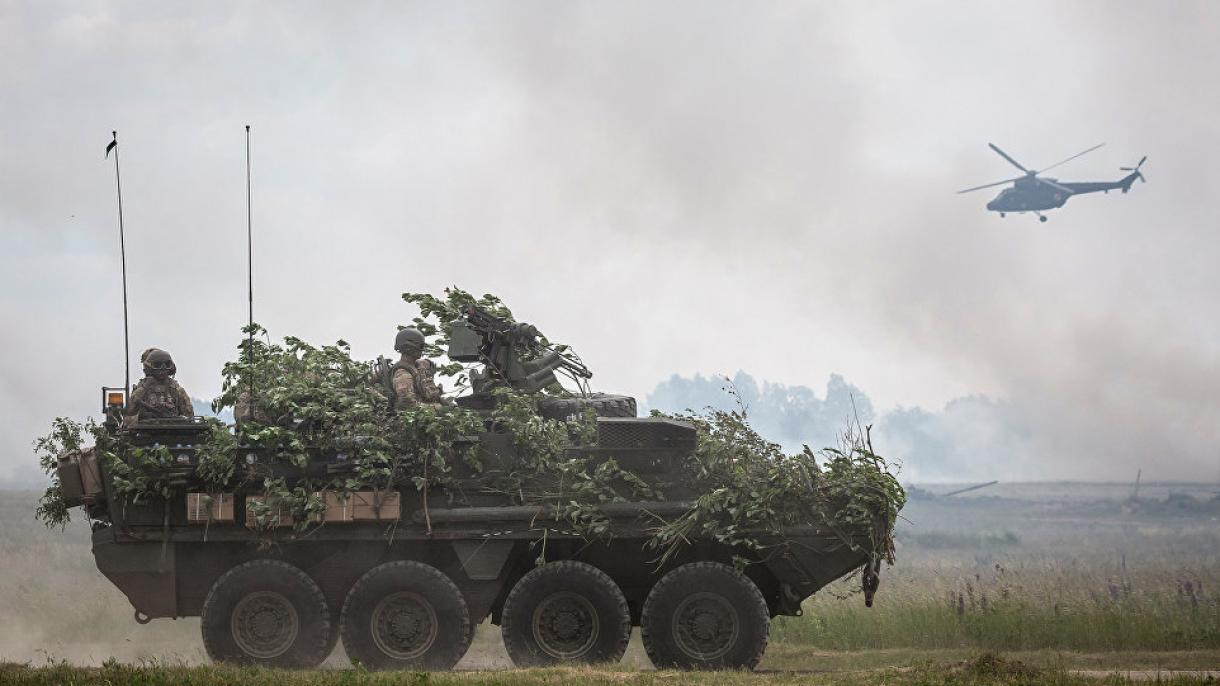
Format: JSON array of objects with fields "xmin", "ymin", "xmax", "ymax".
[{"xmin": 53, "ymin": 304, "xmax": 895, "ymax": 671}]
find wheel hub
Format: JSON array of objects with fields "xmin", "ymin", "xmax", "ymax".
[
  {"xmin": 231, "ymin": 591, "xmax": 299, "ymax": 659},
  {"xmin": 532, "ymin": 591, "xmax": 599, "ymax": 659},
  {"xmin": 371, "ymin": 591, "xmax": 438, "ymax": 660},
  {"xmin": 672, "ymin": 592, "xmax": 739, "ymax": 661}
]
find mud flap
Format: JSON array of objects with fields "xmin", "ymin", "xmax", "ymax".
[{"xmin": 862, "ymin": 555, "xmax": 882, "ymax": 607}]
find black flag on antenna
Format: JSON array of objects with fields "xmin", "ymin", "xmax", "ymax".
[{"xmin": 105, "ymin": 137, "xmax": 117, "ymax": 158}]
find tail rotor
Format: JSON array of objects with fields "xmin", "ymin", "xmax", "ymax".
[{"xmin": 1120, "ymin": 156, "xmax": 1147, "ymax": 191}]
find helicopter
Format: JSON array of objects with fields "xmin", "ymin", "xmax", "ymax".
[{"xmin": 958, "ymin": 143, "xmax": 1146, "ymax": 222}]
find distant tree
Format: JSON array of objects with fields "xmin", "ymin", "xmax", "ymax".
[
  {"xmin": 647, "ymin": 372, "xmax": 1029, "ymax": 482},
  {"xmin": 878, "ymin": 395, "xmax": 1031, "ymax": 482},
  {"xmin": 646, "ymin": 371, "xmax": 874, "ymax": 453},
  {"xmin": 192, "ymin": 398, "xmax": 234, "ymax": 425}
]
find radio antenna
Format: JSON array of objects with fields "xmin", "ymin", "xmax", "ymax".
[
  {"xmin": 105, "ymin": 131, "xmax": 131, "ymax": 396},
  {"xmin": 245, "ymin": 125, "xmax": 254, "ymax": 395}
]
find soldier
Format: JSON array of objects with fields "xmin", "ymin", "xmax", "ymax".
[
  {"xmin": 415, "ymin": 358, "xmax": 446, "ymax": 404},
  {"xmin": 233, "ymin": 386, "xmax": 273, "ymax": 426},
  {"xmin": 390, "ymin": 328, "xmax": 445, "ymax": 409},
  {"xmin": 124, "ymin": 348, "xmax": 193, "ymax": 425}
]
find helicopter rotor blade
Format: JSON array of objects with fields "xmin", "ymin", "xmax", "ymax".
[
  {"xmin": 957, "ymin": 176, "xmax": 1024, "ymax": 194},
  {"xmin": 1039, "ymin": 143, "xmax": 1105, "ymax": 174},
  {"xmin": 988, "ymin": 143, "xmax": 1029, "ymax": 174},
  {"xmin": 1121, "ymin": 156, "xmax": 1148, "ymax": 171}
]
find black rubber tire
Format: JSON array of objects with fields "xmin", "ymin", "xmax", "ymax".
[
  {"xmin": 200, "ymin": 559, "xmax": 332, "ymax": 668},
  {"xmin": 340, "ymin": 561, "xmax": 471, "ymax": 671},
  {"xmin": 640, "ymin": 562, "xmax": 769, "ymax": 670},
  {"xmin": 500, "ymin": 560, "xmax": 631, "ymax": 666},
  {"xmin": 537, "ymin": 393, "xmax": 637, "ymax": 420},
  {"xmin": 321, "ymin": 608, "xmax": 341, "ymax": 663}
]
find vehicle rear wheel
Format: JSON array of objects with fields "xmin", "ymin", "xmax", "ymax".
[
  {"xmin": 340, "ymin": 561, "xmax": 471, "ymax": 671},
  {"xmin": 200, "ymin": 559, "xmax": 332, "ymax": 668},
  {"xmin": 640, "ymin": 562, "xmax": 769, "ymax": 670},
  {"xmin": 500, "ymin": 560, "xmax": 631, "ymax": 666}
]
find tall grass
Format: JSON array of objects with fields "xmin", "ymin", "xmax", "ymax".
[
  {"xmin": 773, "ymin": 556, "xmax": 1220, "ymax": 651},
  {"xmin": 2, "ymin": 488, "xmax": 1219, "ymax": 667},
  {"xmin": 3, "ymin": 660, "xmax": 1216, "ymax": 686}
]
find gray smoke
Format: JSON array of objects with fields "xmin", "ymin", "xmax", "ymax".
[
  {"xmin": 2, "ymin": 3, "xmax": 1219, "ymax": 482},
  {"xmin": 647, "ymin": 371, "xmax": 1036, "ymax": 482}
]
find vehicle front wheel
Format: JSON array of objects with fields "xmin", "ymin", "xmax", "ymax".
[
  {"xmin": 340, "ymin": 561, "xmax": 472, "ymax": 671},
  {"xmin": 200, "ymin": 559, "xmax": 332, "ymax": 668},
  {"xmin": 640, "ymin": 561, "xmax": 769, "ymax": 670},
  {"xmin": 500, "ymin": 560, "xmax": 631, "ymax": 666}
]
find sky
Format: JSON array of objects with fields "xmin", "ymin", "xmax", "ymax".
[{"xmin": 2, "ymin": 1, "xmax": 1218, "ymax": 483}]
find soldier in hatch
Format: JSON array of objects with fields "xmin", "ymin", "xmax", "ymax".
[
  {"xmin": 390, "ymin": 327, "xmax": 445, "ymax": 409},
  {"xmin": 233, "ymin": 384, "xmax": 273, "ymax": 426},
  {"xmin": 123, "ymin": 348, "xmax": 193, "ymax": 425}
]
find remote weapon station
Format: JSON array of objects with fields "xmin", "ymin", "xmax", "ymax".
[{"xmin": 959, "ymin": 143, "xmax": 1146, "ymax": 222}]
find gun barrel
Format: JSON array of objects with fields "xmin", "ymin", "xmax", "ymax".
[{"xmin": 941, "ymin": 480, "xmax": 999, "ymax": 498}]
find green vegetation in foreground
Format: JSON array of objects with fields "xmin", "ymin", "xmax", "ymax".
[
  {"xmin": 772, "ymin": 560, "xmax": 1220, "ymax": 652},
  {"xmin": 0, "ymin": 656, "xmax": 1216, "ymax": 686},
  {"xmin": 761, "ymin": 647, "xmax": 1220, "ymax": 672}
]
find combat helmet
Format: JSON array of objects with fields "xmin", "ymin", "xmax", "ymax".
[
  {"xmin": 394, "ymin": 327, "xmax": 425, "ymax": 356},
  {"xmin": 142, "ymin": 348, "xmax": 177, "ymax": 378}
]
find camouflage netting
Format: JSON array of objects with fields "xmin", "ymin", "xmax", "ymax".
[{"xmin": 34, "ymin": 287, "xmax": 905, "ymax": 567}]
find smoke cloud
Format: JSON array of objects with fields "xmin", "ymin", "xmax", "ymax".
[{"xmin": 2, "ymin": 2, "xmax": 1219, "ymax": 482}]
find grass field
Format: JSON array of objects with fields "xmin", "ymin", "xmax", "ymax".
[
  {"xmin": 1, "ymin": 485, "xmax": 1218, "ymax": 680},
  {"xmin": 772, "ymin": 556, "xmax": 1219, "ymax": 652},
  {"xmin": 771, "ymin": 487, "xmax": 1220, "ymax": 655},
  {"xmin": 2, "ymin": 657, "xmax": 1218, "ymax": 686}
]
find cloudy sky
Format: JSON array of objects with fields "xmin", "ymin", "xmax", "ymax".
[{"xmin": 2, "ymin": 1, "xmax": 1218, "ymax": 483}]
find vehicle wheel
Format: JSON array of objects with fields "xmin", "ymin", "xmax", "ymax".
[
  {"xmin": 321, "ymin": 608, "xmax": 341, "ymax": 662},
  {"xmin": 340, "ymin": 561, "xmax": 471, "ymax": 671},
  {"xmin": 500, "ymin": 560, "xmax": 631, "ymax": 666},
  {"xmin": 537, "ymin": 393, "xmax": 637, "ymax": 420},
  {"xmin": 200, "ymin": 559, "xmax": 332, "ymax": 668},
  {"xmin": 640, "ymin": 562, "xmax": 769, "ymax": 670},
  {"xmin": 1039, "ymin": 215, "xmax": 1048, "ymax": 223}
]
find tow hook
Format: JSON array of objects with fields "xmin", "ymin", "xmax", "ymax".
[{"xmin": 862, "ymin": 556, "xmax": 882, "ymax": 607}]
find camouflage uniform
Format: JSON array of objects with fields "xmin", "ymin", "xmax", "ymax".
[
  {"xmin": 234, "ymin": 389, "xmax": 274, "ymax": 426},
  {"xmin": 123, "ymin": 349, "xmax": 192, "ymax": 424},
  {"xmin": 415, "ymin": 359, "xmax": 445, "ymax": 404},
  {"xmin": 388, "ymin": 327, "xmax": 444, "ymax": 410},
  {"xmin": 391, "ymin": 359, "xmax": 425, "ymax": 410},
  {"xmin": 127, "ymin": 378, "xmax": 193, "ymax": 420}
]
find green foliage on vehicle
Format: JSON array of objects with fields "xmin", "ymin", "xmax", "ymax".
[{"xmin": 33, "ymin": 288, "xmax": 904, "ymax": 566}]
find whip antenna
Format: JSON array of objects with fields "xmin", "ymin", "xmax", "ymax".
[
  {"xmin": 245, "ymin": 125, "xmax": 254, "ymax": 395},
  {"xmin": 105, "ymin": 131, "xmax": 131, "ymax": 396}
]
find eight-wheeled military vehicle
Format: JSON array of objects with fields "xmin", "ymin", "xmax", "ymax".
[{"xmin": 55, "ymin": 306, "xmax": 888, "ymax": 671}]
